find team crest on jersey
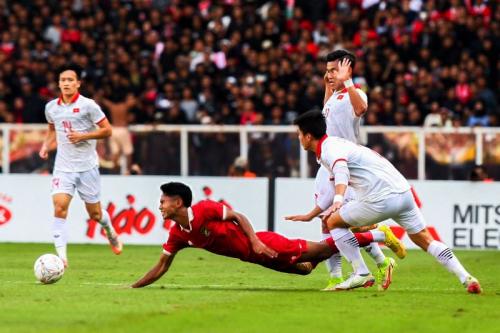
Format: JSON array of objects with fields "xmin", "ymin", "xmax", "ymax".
[
  {"xmin": 73, "ymin": 108, "xmax": 80, "ymax": 113},
  {"xmin": 337, "ymin": 94, "xmax": 344, "ymax": 100}
]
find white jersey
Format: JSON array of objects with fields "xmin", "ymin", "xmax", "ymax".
[
  {"xmin": 45, "ymin": 93, "xmax": 106, "ymax": 172},
  {"xmin": 318, "ymin": 136, "xmax": 410, "ymax": 202},
  {"xmin": 322, "ymin": 87, "xmax": 367, "ymax": 143},
  {"xmin": 314, "ymin": 165, "xmax": 356, "ymax": 212}
]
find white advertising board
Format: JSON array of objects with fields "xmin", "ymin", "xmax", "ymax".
[
  {"xmin": 275, "ymin": 179, "xmax": 500, "ymax": 250},
  {"xmin": 0, "ymin": 175, "xmax": 268, "ymax": 245}
]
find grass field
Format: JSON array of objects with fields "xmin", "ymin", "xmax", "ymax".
[{"xmin": 1, "ymin": 243, "xmax": 499, "ymax": 333}]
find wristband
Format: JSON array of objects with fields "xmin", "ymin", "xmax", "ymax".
[
  {"xmin": 333, "ymin": 194, "xmax": 344, "ymax": 203},
  {"xmin": 343, "ymin": 78, "xmax": 354, "ymax": 88}
]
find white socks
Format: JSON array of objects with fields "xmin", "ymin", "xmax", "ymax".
[
  {"xmin": 364, "ymin": 243, "xmax": 386, "ymax": 266},
  {"xmin": 322, "ymin": 232, "xmax": 343, "ymax": 278},
  {"xmin": 53, "ymin": 217, "xmax": 68, "ymax": 261},
  {"xmin": 330, "ymin": 228, "xmax": 370, "ymax": 275},
  {"xmin": 370, "ymin": 230, "xmax": 385, "ymax": 242},
  {"xmin": 427, "ymin": 240, "xmax": 470, "ymax": 283},
  {"xmin": 98, "ymin": 209, "xmax": 114, "ymax": 235}
]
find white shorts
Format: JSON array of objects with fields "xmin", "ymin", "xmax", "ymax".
[
  {"xmin": 51, "ymin": 167, "xmax": 101, "ymax": 203},
  {"xmin": 339, "ymin": 190, "xmax": 426, "ymax": 234}
]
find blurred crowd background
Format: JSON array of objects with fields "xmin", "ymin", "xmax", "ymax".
[{"xmin": 0, "ymin": 0, "xmax": 498, "ymax": 179}]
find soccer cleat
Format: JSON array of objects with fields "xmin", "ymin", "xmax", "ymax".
[
  {"xmin": 376, "ymin": 257, "xmax": 396, "ymax": 291},
  {"xmin": 463, "ymin": 276, "xmax": 482, "ymax": 294},
  {"xmin": 379, "ymin": 225, "xmax": 406, "ymax": 259},
  {"xmin": 325, "ymin": 273, "xmax": 375, "ymax": 291},
  {"xmin": 322, "ymin": 276, "xmax": 344, "ymax": 291},
  {"xmin": 105, "ymin": 229, "xmax": 123, "ymax": 255}
]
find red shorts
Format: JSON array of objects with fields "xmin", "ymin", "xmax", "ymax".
[{"xmin": 248, "ymin": 231, "xmax": 308, "ymax": 270}]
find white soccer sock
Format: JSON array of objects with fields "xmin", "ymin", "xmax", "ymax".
[
  {"xmin": 364, "ymin": 243, "xmax": 386, "ymax": 265},
  {"xmin": 427, "ymin": 240, "xmax": 470, "ymax": 283},
  {"xmin": 98, "ymin": 209, "xmax": 114, "ymax": 235},
  {"xmin": 53, "ymin": 217, "xmax": 68, "ymax": 261},
  {"xmin": 330, "ymin": 228, "xmax": 370, "ymax": 275},
  {"xmin": 370, "ymin": 230, "xmax": 385, "ymax": 242},
  {"xmin": 322, "ymin": 232, "xmax": 342, "ymax": 278}
]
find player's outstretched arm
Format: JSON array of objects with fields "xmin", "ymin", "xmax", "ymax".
[
  {"xmin": 131, "ymin": 253, "xmax": 175, "ymax": 288},
  {"xmin": 285, "ymin": 205, "xmax": 323, "ymax": 222},
  {"xmin": 39, "ymin": 123, "xmax": 56, "ymax": 160},
  {"xmin": 225, "ymin": 209, "xmax": 278, "ymax": 258}
]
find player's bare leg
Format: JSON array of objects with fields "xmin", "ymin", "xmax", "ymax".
[
  {"xmin": 85, "ymin": 202, "xmax": 123, "ymax": 255},
  {"xmin": 52, "ymin": 193, "xmax": 72, "ymax": 267}
]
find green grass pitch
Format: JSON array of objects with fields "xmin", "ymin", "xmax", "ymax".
[{"xmin": 1, "ymin": 243, "xmax": 499, "ymax": 333}]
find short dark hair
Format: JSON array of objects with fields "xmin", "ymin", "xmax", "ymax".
[
  {"xmin": 293, "ymin": 110, "xmax": 326, "ymax": 139},
  {"xmin": 57, "ymin": 63, "xmax": 83, "ymax": 80},
  {"xmin": 326, "ymin": 49, "xmax": 356, "ymax": 69},
  {"xmin": 160, "ymin": 182, "xmax": 193, "ymax": 207}
]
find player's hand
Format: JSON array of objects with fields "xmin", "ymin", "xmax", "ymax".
[
  {"xmin": 67, "ymin": 129, "xmax": 85, "ymax": 144},
  {"xmin": 336, "ymin": 58, "xmax": 352, "ymax": 83},
  {"xmin": 331, "ymin": 201, "xmax": 343, "ymax": 213},
  {"xmin": 284, "ymin": 214, "xmax": 312, "ymax": 222},
  {"xmin": 252, "ymin": 239, "xmax": 278, "ymax": 258},
  {"xmin": 39, "ymin": 145, "xmax": 49, "ymax": 160}
]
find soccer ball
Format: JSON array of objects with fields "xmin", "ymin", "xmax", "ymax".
[{"xmin": 34, "ymin": 254, "xmax": 65, "ymax": 284}]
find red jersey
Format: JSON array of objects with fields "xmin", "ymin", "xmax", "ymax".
[
  {"xmin": 162, "ymin": 200, "xmax": 308, "ymax": 269},
  {"xmin": 162, "ymin": 200, "xmax": 254, "ymax": 261}
]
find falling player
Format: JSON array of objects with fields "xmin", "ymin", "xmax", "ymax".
[{"xmin": 131, "ymin": 182, "xmax": 401, "ymax": 288}]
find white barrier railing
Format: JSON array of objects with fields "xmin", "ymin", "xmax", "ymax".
[{"xmin": 1, "ymin": 124, "xmax": 499, "ymax": 179}]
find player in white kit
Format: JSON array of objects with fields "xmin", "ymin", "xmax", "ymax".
[
  {"xmin": 285, "ymin": 165, "xmax": 399, "ymax": 291},
  {"xmin": 39, "ymin": 64, "xmax": 123, "ymax": 267},
  {"xmin": 288, "ymin": 50, "xmax": 395, "ymax": 290},
  {"xmin": 294, "ymin": 111, "xmax": 481, "ymax": 293}
]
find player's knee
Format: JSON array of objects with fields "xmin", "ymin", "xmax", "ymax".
[{"xmin": 54, "ymin": 205, "xmax": 68, "ymax": 218}]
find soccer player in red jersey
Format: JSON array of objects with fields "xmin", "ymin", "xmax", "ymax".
[{"xmin": 132, "ymin": 182, "xmax": 389, "ymax": 288}]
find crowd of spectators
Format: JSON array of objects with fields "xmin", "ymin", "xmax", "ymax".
[{"xmin": 0, "ymin": 0, "xmax": 498, "ymax": 128}]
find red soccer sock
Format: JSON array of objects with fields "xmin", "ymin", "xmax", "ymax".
[
  {"xmin": 324, "ymin": 237, "xmax": 339, "ymax": 253},
  {"xmin": 354, "ymin": 232, "xmax": 374, "ymax": 247}
]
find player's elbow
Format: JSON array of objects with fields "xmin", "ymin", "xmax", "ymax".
[
  {"xmin": 103, "ymin": 127, "xmax": 112, "ymax": 138},
  {"xmin": 354, "ymin": 104, "xmax": 367, "ymax": 117}
]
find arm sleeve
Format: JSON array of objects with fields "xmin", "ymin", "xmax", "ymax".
[
  {"xmin": 162, "ymin": 229, "xmax": 187, "ymax": 255},
  {"xmin": 89, "ymin": 100, "xmax": 107, "ymax": 124},
  {"xmin": 201, "ymin": 200, "xmax": 226, "ymax": 221},
  {"xmin": 331, "ymin": 160, "xmax": 350, "ymax": 186},
  {"xmin": 45, "ymin": 104, "xmax": 53, "ymax": 124},
  {"xmin": 321, "ymin": 139, "xmax": 349, "ymax": 185}
]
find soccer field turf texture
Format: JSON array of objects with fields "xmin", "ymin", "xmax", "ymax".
[{"xmin": 1, "ymin": 243, "xmax": 499, "ymax": 333}]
